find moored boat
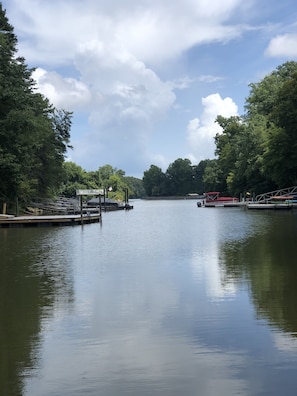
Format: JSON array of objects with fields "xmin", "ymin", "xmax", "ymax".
[
  {"xmin": 198, "ymin": 192, "xmax": 240, "ymax": 207},
  {"xmin": 269, "ymin": 195, "xmax": 297, "ymax": 203}
]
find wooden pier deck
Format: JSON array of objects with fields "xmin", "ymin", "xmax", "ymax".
[{"xmin": 0, "ymin": 213, "xmax": 101, "ymax": 228}]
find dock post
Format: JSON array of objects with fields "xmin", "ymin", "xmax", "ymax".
[
  {"xmin": 103, "ymin": 190, "xmax": 107, "ymax": 212},
  {"xmin": 99, "ymin": 194, "xmax": 102, "ymax": 221},
  {"xmin": 16, "ymin": 197, "xmax": 19, "ymax": 216},
  {"xmin": 80, "ymin": 195, "xmax": 83, "ymax": 224}
]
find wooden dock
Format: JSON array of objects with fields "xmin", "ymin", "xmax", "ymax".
[{"xmin": 0, "ymin": 213, "xmax": 101, "ymax": 228}]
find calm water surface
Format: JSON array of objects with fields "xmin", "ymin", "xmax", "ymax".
[{"xmin": 1, "ymin": 200, "xmax": 297, "ymax": 395}]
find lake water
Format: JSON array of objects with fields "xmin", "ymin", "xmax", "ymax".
[{"xmin": 1, "ymin": 199, "xmax": 297, "ymax": 395}]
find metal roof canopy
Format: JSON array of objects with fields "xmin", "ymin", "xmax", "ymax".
[{"xmin": 76, "ymin": 189, "xmax": 104, "ymax": 196}]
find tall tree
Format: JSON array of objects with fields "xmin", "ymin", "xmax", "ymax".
[
  {"xmin": 193, "ymin": 159, "xmax": 212, "ymax": 194},
  {"xmin": 245, "ymin": 61, "xmax": 297, "ymax": 118},
  {"xmin": 0, "ymin": 4, "xmax": 72, "ymax": 207},
  {"xmin": 264, "ymin": 71, "xmax": 297, "ymax": 186},
  {"xmin": 214, "ymin": 115, "xmax": 275, "ymax": 196},
  {"xmin": 213, "ymin": 61, "xmax": 297, "ymax": 195},
  {"xmin": 245, "ymin": 61, "xmax": 297, "ymax": 188},
  {"xmin": 143, "ymin": 165, "xmax": 166, "ymax": 196},
  {"xmin": 214, "ymin": 116, "xmax": 244, "ymax": 194},
  {"xmin": 202, "ymin": 159, "xmax": 221, "ymax": 192},
  {"xmin": 165, "ymin": 158, "xmax": 195, "ymax": 196}
]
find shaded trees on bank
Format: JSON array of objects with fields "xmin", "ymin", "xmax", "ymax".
[
  {"xmin": 244, "ymin": 61, "xmax": 297, "ymax": 190},
  {"xmin": 143, "ymin": 165, "xmax": 166, "ymax": 196},
  {"xmin": 213, "ymin": 115, "xmax": 277, "ymax": 196},
  {"xmin": 143, "ymin": 159, "xmax": 204, "ymax": 197},
  {"xmin": 263, "ymin": 70, "xmax": 297, "ymax": 187},
  {"xmin": 165, "ymin": 158, "xmax": 195, "ymax": 196},
  {"xmin": 60, "ymin": 163, "xmax": 144, "ymax": 200},
  {"xmin": 0, "ymin": 4, "xmax": 72, "ymax": 209}
]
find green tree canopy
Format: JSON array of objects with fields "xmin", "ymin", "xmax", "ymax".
[
  {"xmin": 264, "ymin": 70, "xmax": 297, "ymax": 186},
  {"xmin": 212, "ymin": 61, "xmax": 297, "ymax": 196},
  {"xmin": 0, "ymin": 4, "xmax": 72, "ymax": 207},
  {"xmin": 165, "ymin": 158, "xmax": 195, "ymax": 196},
  {"xmin": 143, "ymin": 165, "xmax": 166, "ymax": 196}
]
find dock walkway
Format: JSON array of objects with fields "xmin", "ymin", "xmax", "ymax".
[{"xmin": 0, "ymin": 213, "xmax": 101, "ymax": 228}]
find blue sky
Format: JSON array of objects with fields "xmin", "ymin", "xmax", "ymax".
[{"xmin": 3, "ymin": 0, "xmax": 297, "ymax": 177}]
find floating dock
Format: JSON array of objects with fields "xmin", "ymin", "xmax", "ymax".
[
  {"xmin": 204, "ymin": 202, "xmax": 246, "ymax": 208},
  {"xmin": 246, "ymin": 203, "xmax": 294, "ymax": 210},
  {"xmin": 0, "ymin": 213, "xmax": 101, "ymax": 228}
]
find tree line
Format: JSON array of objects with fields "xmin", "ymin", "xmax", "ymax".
[{"xmin": 143, "ymin": 61, "xmax": 297, "ymax": 197}]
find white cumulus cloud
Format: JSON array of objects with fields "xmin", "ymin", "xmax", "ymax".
[
  {"xmin": 32, "ymin": 68, "xmax": 92, "ymax": 111},
  {"xmin": 31, "ymin": 41, "xmax": 176, "ymax": 175},
  {"xmin": 8, "ymin": 0, "xmax": 248, "ymax": 67},
  {"xmin": 187, "ymin": 93, "xmax": 238, "ymax": 163},
  {"xmin": 265, "ymin": 33, "xmax": 297, "ymax": 58}
]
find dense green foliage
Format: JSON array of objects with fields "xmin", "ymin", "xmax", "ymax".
[
  {"xmin": 143, "ymin": 159, "xmax": 200, "ymax": 197},
  {"xmin": 142, "ymin": 61, "xmax": 297, "ymax": 197},
  {"xmin": 213, "ymin": 61, "xmax": 297, "ymax": 195},
  {"xmin": 142, "ymin": 158, "xmax": 222, "ymax": 197},
  {"xmin": 0, "ymin": 4, "xmax": 72, "ymax": 209},
  {"xmin": 59, "ymin": 163, "xmax": 145, "ymax": 200}
]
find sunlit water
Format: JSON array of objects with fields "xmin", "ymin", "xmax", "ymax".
[{"xmin": 1, "ymin": 200, "xmax": 297, "ymax": 395}]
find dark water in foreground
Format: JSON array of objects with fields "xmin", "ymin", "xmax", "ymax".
[{"xmin": 1, "ymin": 200, "xmax": 297, "ymax": 396}]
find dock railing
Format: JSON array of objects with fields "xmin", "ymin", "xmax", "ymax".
[{"xmin": 255, "ymin": 186, "xmax": 297, "ymax": 202}]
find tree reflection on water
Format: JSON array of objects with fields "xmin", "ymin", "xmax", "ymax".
[
  {"xmin": 219, "ymin": 212, "xmax": 297, "ymax": 335},
  {"xmin": 0, "ymin": 228, "xmax": 75, "ymax": 395}
]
